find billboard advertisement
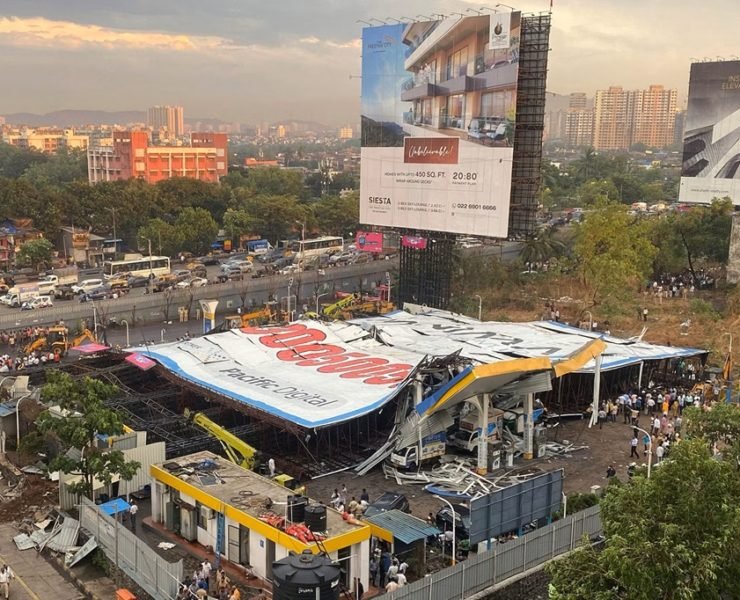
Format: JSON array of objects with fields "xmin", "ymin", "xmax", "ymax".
[
  {"xmin": 360, "ymin": 14, "xmax": 520, "ymax": 238},
  {"xmin": 679, "ymin": 60, "xmax": 740, "ymax": 205},
  {"xmin": 355, "ymin": 231, "xmax": 384, "ymax": 252}
]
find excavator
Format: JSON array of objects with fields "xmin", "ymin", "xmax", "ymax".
[
  {"xmin": 184, "ymin": 409, "xmax": 306, "ymax": 494},
  {"xmin": 309, "ymin": 291, "xmax": 395, "ymax": 321},
  {"xmin": 223, "ymin": 301, "xmax": 287, "ymax": 330},
  {"xmin": 23, "ymin": 327, "xmax": 97, "ymax": 357}
]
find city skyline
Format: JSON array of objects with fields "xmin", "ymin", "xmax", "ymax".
[{"xmin": 0, "ymin": 0, "xmax": 736, "ymax": 125}]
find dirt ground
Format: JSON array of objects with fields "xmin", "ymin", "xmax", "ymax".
[{"xmin": 306, "ymin": 417, "xmax": 642, "ymax": 522}]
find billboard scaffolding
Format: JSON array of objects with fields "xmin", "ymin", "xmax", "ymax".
[{"xmin": 679, "ymin": 60, "xmax": 740, "ymax": 205}]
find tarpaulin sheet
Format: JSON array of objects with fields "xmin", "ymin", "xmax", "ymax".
[
  {"xmin": 70, "ymin": 342, "xmax": 110, "ymax": 354},
  {"xmin": 134, "ymin": 322, "xmax": 425, "ymax": 428}
]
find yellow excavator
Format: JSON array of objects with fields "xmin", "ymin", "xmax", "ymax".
[
  {"xmin": 309, "ymin": 293, "xmax": 395, "ymax": 321},
  {"xmin": 184, "ymin": 409, "xmax": 306, "ymax": 494},
  {"xmin": 223, "ymin": 301, "xmax": 287, "ymax": 330},
  {"xmin": 23, "ymin": 327, "xmax": 97, "ymax": 357}
]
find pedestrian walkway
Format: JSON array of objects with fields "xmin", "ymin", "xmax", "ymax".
[{"xmin": 0, "ymin": 523, "xmax": 84, "ymax": 600}]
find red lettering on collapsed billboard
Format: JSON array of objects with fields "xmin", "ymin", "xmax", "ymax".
[
  {"xmin": 241, "ymin": 324, "xmax": 413, "ymax": 387},
  {"xmin": 403, "ymin": 137, "xmax": 459, "ymax": 164}
]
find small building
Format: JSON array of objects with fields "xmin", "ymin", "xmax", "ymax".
[
  {"xmin": 150, "ymin": 451, "xmax": 371, "ymax": 592},
  {"xmin": 58, "ymin": 227, "xmax": 106, "ymax": 267}
]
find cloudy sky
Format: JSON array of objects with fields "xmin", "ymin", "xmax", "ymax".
[{"xmin": 0, "ymin": 0, "xmax": 736, "ymax": 125}]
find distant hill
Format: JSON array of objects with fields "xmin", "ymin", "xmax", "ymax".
[{"xmin": 1, "ymin": 109, "xmax": 238, "ymax": 129}]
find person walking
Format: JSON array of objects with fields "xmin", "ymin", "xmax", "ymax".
[
  {"xmin": 129, "ymin": 500, "xmax": 139, "ymax": 532},
  {"xmin": 0, "ymin": 564, "xmax": 14, "ymax": 600},
  {"xmin": 598, "ymin": 406, "xmax": 607, "ymax": 429},
  {"xmin": 630, "ymin": 435, "xmax": 640, "ymax": 458}
]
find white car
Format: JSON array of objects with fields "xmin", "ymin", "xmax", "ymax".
[
  {"xmin": 176, "ymin": 277, "xmax": 208, "ymax": 288},
  {"xmin": 72, "ymin": 279, "xmax": 104, "ymax": 294},
  {"xmin": 0, "ymin": 294, "xmax": 11, "ymax": 306},
  {"xmin": 21, "ymin": 295, "xmax": 53, "ymax": 310}
]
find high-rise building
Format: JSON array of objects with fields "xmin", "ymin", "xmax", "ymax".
[
  {"xmin": 568, "ymin": 92, "xmax": 587, "ymax": 110},
  {"xmin": 564, "ymin": 109, "xmax": 594, "ymax": 148},
  {"xmin": 87, "ymin": 131, "xmax": 227, "ymax": 184},
  {"xmin": 630, "ymin": 85, "xmax": 678, "ymax": 148},
  {"xmin": 147, "ymin": 105, "xmax": 185, "ymax": 138},
  {"xmin": 673, "ymin": 110, "xmax": 686, "ymax": 146},
  {"xmin": 593, "ymin": 85, "xmax": 677, "ymax": 150},
  {"xmin": 339, "ymin": 126, "xmax": 354, "ymax": 139}
]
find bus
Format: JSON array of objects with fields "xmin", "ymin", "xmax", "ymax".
[
  {"xmin": 279, "ymin": 236, "xmax": 343, "ymax": 260},
  {"xmin": 102, "ymin": 255, "xmax": 171, "ymax": 279}
]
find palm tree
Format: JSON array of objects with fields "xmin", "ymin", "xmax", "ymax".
[{"xmin": 521, "ymin": 230, "xmax": 566, "ymax": 266}]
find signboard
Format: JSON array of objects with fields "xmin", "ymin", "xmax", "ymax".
[
  {"xmin": 360, "ymin": 14, "xmax": 520, "ymax": 237},
  {"xmin": 72, "ymin": 232, "xmax": 89, "ymax": 249},
  {"xmin": 679, "ymin": 60, "xmax": 740, "ymax": 205},
  {"xmin": 199, "ymin": 299, "xmax": 219, "ymax": 334},
  {"xmin": 356, "ymin": 231, "xmax": 384, "ymax": 253},
  {"xmin": 136, "ymin": 323, "xmax": 424, "ymax": 428},
  {"xmin": 401, "ymin": 235, "xmax": 427, "ymax": 249},
  {"xmin": 469, "ymin": 470, "xmax": 563, "ymax": 545}
]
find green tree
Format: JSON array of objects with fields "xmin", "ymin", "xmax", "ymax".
[
  {"xmin": 36, "ymin": 372, "xmax": 141, "ymax": 500},
  {"xmin": 174, "ymin": 207, "xmax": 219, "ymax": 256},
  {"xmin": 520, "ymin": 230, "xmax": 566, "ymax": 265},
  {"xmin": 222, "ymin": 208, "xmax": 257, "ymax": 245},
  {"xmin": 683, "ymin": 403, "xmax": 740, "ymax": 463},
  {"xmin": 245, "ymin": 195, "xmax": 310, "ymax": 244},
  {"xmin": 138, "ymin": 218, "xmax": 179, "ymax": 257},
  {"xmin": 574, "ymin": 202, "xmax": 656, "ymax": 305},
  {"xmin": 21, "ymin": 148, "xmax": 87, "ymax": 188},
  {"xmin": 244, "ymin": 168, "xmax": 304, "ymax": 198},
  {"xmin": 576, "ymin": 179, "xmax": 620, "ymax": 207},
  {"xmin": 312, "ymin": 192, "xmax": 359, "ymax": 236},
  {"xmin": 547, "ymin": 438, "xmax": 740, "ymax": 600},
  {"xmin": 15, "ymin": 237, "xmax": 54, "ymax": 271}
]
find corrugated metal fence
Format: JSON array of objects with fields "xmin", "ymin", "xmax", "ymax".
[
  {"xmin": 79, "ymin": 497, "xmax": 182, "ymax": 600},
  {"xmin": 377, "ymin": 505, "xmax": 602, "ymax": 600}
]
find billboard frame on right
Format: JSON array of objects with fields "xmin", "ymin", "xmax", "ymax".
[{"xmin": 679, "ymin": 60, "xmax": 740, "ymax": 205}]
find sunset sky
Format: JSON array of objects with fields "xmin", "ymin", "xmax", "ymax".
[{"xmin": 0, "ymin": 0, "xmax": 736, "ymax": 124}]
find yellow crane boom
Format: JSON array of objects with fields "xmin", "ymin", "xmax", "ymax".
[{"xmin": 184, "ymin": 409, "xmax": 258, "ymax": 470}]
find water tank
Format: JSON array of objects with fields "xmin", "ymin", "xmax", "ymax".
[
  {"xmin": 287, "ymin": 494, "xmax": 308, "ymax": 523},
  {"xmin": 304, "ymin": 504, "xmax": 327, "ymax": 533},
  {"xmin": 272, "ymin": 550, "xmax": 341, "ymax": 600}
]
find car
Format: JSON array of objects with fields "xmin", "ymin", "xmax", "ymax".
[
  {"xmin": 329, "ymin": 251, "xmax": 356, "ymax": 265},
  {"xmin": 79, "ymin": 286, "xmax": 112, "ymax": 302},
  {"xmin": 435, "ymin": 504, "xmax": 471, "ymax": 540},
  {"xmin": 364, "ymin": 492, "xmax": 410, "ymax": 517},
  {"xmin": 108, "ymin": 276, "xmax": 130, "ymax": 290},
  {"xmin": 188, "ymin": 265, "xmax": 208, "ymax": 279},
  {"xmin": 271, "ymin": 256, "xmax": 294, "ymax": 270},
  {"xmin": 173, "ymin": 269, "xmax": 192, "ymax": 282},
  {"xmin": 72, "ymin": 279, "xmax": 104, "ymax": 294},
  {"xmin": 54, "ymin": 284, "xmax": 76, "ymax": 300},
  {"xmin": 197, "ymin": 255, "xmax": 220, "ymax": 266},
  {"xmin": 224, "ymin": 260, "xmax": 253, "ymax": 274},
  {"xmin": 21, "ymin": 295, "xmax": 53, "ymax": 310},
  {"xmin": 351, "ymin": 253, "xmax": 371, "ymax": 264},
  {"xmin": 278, "ymin": 264, "xmax": 301, "ymax": 275},
  {"xmin": 176, "ymin": 276, "xmax": 208, "ymax": 288},
  {"xmin": 0, "ymin": 294, "xmax": 12, "ymax": 306},
  {"xmin": 127, "ymin": 275, "xmax": 150, "ymax": 288},
  {"xmin": 222, "ymin": 266, "xmax": 243, "ymax": 281}
]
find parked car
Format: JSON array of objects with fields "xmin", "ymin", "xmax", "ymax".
[
  {"xmin": 198, "ymin": 255, "xmax": 221, "ymax": 266},
  {"xmin": 329, "ymin": 251, "xmax": 356, "ymax": 265},
  {"xmin": 223, "ymin": 266, "xmax": 243, "ymax": 281},
  {"xmin": 72, "ymin": 279, "xmax": 104, "ymax": 294},
  {"xmin": 79, "ymin": 286, "xmax": 112, "ymax": 302},
  {"xmin": 173, "ymin": 269, "xmax": 192, "ymax": 282},
  {"xmin": 21, "ymin": 295, "xmax": 53, "ymax": 310},
  {"xmin": 176, "ymin": 276, "xmax": 208, "ymax": 288},
  {"xmin": 364, "ymin": 492, "xmax": 410, "ymax": 517},
  {"xmin": 435, "ymin": 504, "xmax": 471, "ymax": 540},
  {"xmin": 127, "ymin": 275, "xmax": 150, "ymax": 288}
]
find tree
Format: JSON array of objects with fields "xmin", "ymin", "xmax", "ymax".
[
  {"xmin": 138, "ymin": 218, "xmax": 179, "ymax": 257},
  {"xmin": 245, "ymin": 195, "xmax": 310, "ymax": 244},
  {"xmin": 15, "ymin": 237, "xmax": 54, "ymax": 271},
  {"xmin": 574, "ymin": 202, "xmax": 656, "ymax": 305},
  {"xmin": 683, "ymin": 403, "xmax": 740, "ymax": 464},
  {"xmin": 174, "ymin": 207, "xmax": 219, "ymax": 255},
  {"xmin": 547, "ymin": 438, "xmax": 740, "ymax": 600},
  {"xmin": 223, "ymin": 208, "xmax": 257, "ymax": 244},
  {"xmin": 36, "ymin": 372, "xmax": 140, "ymax": 500},
  {"xmin": 312, "ymin": 192, "xmax": 359, "ymax": 236},
  {"xmin": 520, "ymin": 230, "xmax": 566, "ymax": 265}
]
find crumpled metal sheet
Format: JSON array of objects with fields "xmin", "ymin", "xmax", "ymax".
[{"xmin": 46, "ymin": 517, "xmax": 80, "ymax": 553}]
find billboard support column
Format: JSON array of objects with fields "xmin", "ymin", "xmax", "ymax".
[
  {"xmin": 523, "ymin": 393, "xmax": 534, "ymax": 460},
  {"xmin": 476, "ymin": 393, "xmax": 489, "ymax": 475},
  {"xmin": 589, "ymin": 354, "xmax": 603, "ymax": 428},
  {"xmin": 199, "ymin": 299, "xmax": 219, "ymax": 334}
]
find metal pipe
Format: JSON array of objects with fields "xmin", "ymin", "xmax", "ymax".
[
  {"xmin": 15, "ymin": 391, "xmax": 33, "ymax": 450},
  {"xmin": 434, "ymin": 495, "xmax": 456, "ymax": 566},
  {"xmin": 474, "ymin": 294, "xmax": 482, "ymax": 321}
]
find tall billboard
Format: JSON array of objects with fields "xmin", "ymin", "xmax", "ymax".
[
  {"xmin": 360, "ymin": 13, "xmax": 520, "ymax": 238},
  {"xmin": 679, "ymin": 60, "xmax": 740, "ymax": 205}
]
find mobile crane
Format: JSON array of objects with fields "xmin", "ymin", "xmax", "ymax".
[
  {"xmin": 184, "ymin": 409, "xmax": 306, "ymax": 494},
  {"xmin": 223, "ymin": 301, "xmax": 286, "ymax": 330}
]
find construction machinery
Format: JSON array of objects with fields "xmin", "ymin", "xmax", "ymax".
[
  {"xmin": 23, "ymin": 327, "xmax": 96, "ymax": 357},
  {"xmin": 184, "ymin": 409, "xmax": 306, "ymax": 494},
  {"xmin": 223, "ymin": 301, "xmax": 286, "ymax": 329},
  {"xmin": 317, "ymin": 292, "xmax": 395, "ymax": 321}
]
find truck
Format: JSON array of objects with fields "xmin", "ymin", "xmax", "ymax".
[
  {"xmin": 246, "ymin": 239, "xmax": 273, "ymax": 256},
  {"xmin": 6, "ymin": 283, "xmax": 40, "ymax": 308},
  {"xmin": 450, "ymin": 422, "xmax": 501, "ymax": 453},
  {"xmin": 390, "ymin": 432, "xmax": 446, "ymax": 469},
  {"xmin": 41, "ymin": 266, "xmax": 79, "ymax": 288}
]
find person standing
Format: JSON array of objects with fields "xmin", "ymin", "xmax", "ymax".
[
  {"xmin": 129, "ymin": 500, "xmax": 139, "ymax": 532},
  {"xmin": 0, "ymin": 564, "xmax": 14, "ymax": 600},
  {"xmin": 201, "ymin": 559, "xmax": 212, "ymax": 591},
  {"xmin": 598, "ymin": 406, "xmax": 607, "ymax": 429},
  {"xmin": 630, "ymin": 435, "xmax": 640, "ymax": 458},
  {"xmin": 268, "ymin": 457, "xmax": 276, "ymax": 478}
]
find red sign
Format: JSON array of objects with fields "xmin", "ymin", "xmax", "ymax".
[
  {"xmin": 241, "ymin": 323, "xmax": 413, "ymax": 387},
  {"xmin": 355, "ymin": 232, "xmax": 383, "ymax": 253},
  {"xmin": 402, "ymin": 235, "xmax": 427, "ymax": 249},
  {"xmin": 403, "ymin": 137, "xmax": 459, "ymax": 164}
]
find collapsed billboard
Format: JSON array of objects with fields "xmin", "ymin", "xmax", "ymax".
[
  {"xmin": 679, "ymin": 60, "xmax": 740, "ymax": 205},
  {"xmin": 360, "ymin": 13, "xmax": 520, "ymax": 237}
]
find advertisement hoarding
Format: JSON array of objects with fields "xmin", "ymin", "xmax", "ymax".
[
  {"xmin": 679, "ymin": 60, "xmax": 740, "ymax": 205},
  {"xmin": 360, "ymin": 14, "xmax": 520, "ymax": 237},
  {"xmin": 355, "ymin": 231, "xmax": 384, "ymax": 253}
]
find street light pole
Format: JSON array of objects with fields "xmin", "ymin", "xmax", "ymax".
[
  {"xmin": 474, "ymin": 294, "xmax": 482, "ymax": 321},
  {"xmin": 120, "ymin": 319, "xmax": 130, "ymax": 347},
  {"xmin": 434, "ymin": 495, "xmax": 456, "ymax": 566},
  {"xmin": 632, "ymin": 425, "xmax": 653, "ymax": 479},
  {"xmin": 315, "ymin": 292, "xmax": 329, "ymax": 314},
  {"xmin": 288, "ymin": 277, "xmax": 294, "ymax": 321}
]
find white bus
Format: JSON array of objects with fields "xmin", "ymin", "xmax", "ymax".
[
  {"xmin": 102, "ymin": 255, "xmax": 171, "ymax": 279},
  {"xmin": 280, "ymin": 236, "xmax": 344, "ymax": 260}
]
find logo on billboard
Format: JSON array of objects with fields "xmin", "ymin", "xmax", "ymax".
[
  {"xmin": 489, "ymin": 12, "xmax": 511, "ymax": 49},
  {"xmin": 241, "ymin": 324, "xmax": 413, "ymax": 387},
  {"xmin": 401, "ymin": 236, "xmax": 428, "ymax": 249},
  {"xmin": 356, "ymin": 232, "xmax": 384, "ymax": 253},
  {"xmin": 403, "ymin": 137, "xmax": 459, "ymax": 164}
]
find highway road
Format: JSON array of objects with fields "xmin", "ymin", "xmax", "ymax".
[{"xmin": 0, "ymin": 241, "xmax": 522, "ymax": 331}]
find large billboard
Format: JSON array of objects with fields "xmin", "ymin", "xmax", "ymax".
[
  {"xmin": 360, "ymin": 13, "xmax": 520, "ymax": 237},
  {"xmin": 679, "ymin": 60, "xmax": 740, "ymax": 205}
]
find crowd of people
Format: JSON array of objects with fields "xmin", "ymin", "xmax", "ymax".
[
  {"xmin": 329, "ymin": 484, "xmax": 371, "ymax": 518},
  {"xmin": 0, "ymin": 323, "xmax": 72, "ymax": 372},
  {"xmin": 177, "ymin": 560, "xmax": 244, "ymax": 600},
  {"xmin": 370, "ymin": 549, "xmax": 408, "ymax": 592}
]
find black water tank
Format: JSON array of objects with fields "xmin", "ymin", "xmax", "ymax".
[
  {"xmin": 304, "ymin": 503, "xmax": 327, "ymax": 532},
  {"xmin": 287, "ymin": 494, "xmax": 308, "ymax": 523},
  {"xmin": 273, "ymin": 550, "xmax": 341, "ymax": 600}
]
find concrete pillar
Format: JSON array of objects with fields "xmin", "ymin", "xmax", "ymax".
[
  {"xmin": 523, "ymin": 393, "xmax": 534, "ymax": 460},
  {"xmin": 589, "ymin": 354, "xmax": 603, "ymax": 428},
  {"xmin": 476, "ymin": 393, "xmax": 489, "ymax": 475}
]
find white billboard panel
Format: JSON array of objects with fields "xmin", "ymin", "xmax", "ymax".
[
  {"xmin": 360, "ymin": 14, "xmax": 520, "ymax": 237},
  {"xmin": 679, "ymin": 60, "xmax": 740, "ymax": 205}
]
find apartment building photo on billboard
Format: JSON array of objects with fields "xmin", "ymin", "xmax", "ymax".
[
  {"xmin": 360, "ymin": 13, "xmax": 521, "ymax": 238},
  {"xmin": 680, "ymin": 60, "xmax": 740, "ymax": 205}
]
